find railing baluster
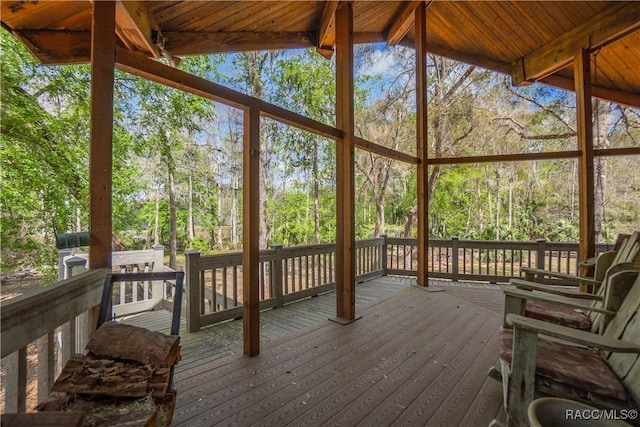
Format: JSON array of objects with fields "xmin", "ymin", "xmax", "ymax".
[
  {"xmin": 6, "ymin": 347, "xmax": 27, "ymax": 412},
  {"xmin": 233, "ymin": 265, "xmax": 240, "ymax": 306},
  {"xmin": 211, "ymin": 269, "xmax": 217, "ymax": 311},
  {"xmin": 222, "ymin": 267, "xmax": 228, "ymax": 310},
  {"xmin": 37, "ymin": 333, "xmax": 55, "ymax": 403}
]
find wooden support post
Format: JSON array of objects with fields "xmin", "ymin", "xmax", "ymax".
[
  {"xmin": 575, "ymin": 49, "xmax": 596, "ymax": 287},
  {"xmin": 243, "ymin": 107, "xmax": 261, "ymax": 355},
  {"xmin": 185, "ymin": 250, "xmax": 201, "ymax": 333},
  {"xmin": 334, "ymin": 2, "xmax": 356, "ymax": 322},
  {"xmin": 416, "ymin": 3, "xmax": 429, "ymax": 287},
  {"xmin": 89, "ymin": 1, "xmax": 116, "ymax": 270}
]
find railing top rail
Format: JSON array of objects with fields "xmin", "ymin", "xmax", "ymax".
[
  {"xmin": 1, "ymin": 268, "xmax": 109, "ymax": 358},
  {"xmin": 1, "ymin": 268, "xmax": 109, "ymax": 320},
  {"xmin": 282, "ymin": 243, "xmax": 335, "ymax": 256}
]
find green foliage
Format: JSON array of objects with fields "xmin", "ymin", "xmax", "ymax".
[
  {"xmin": 548, "ymin": 219, "xmax": 579, "ymax": 242},
  {"xmin": 1, "ymin": 30, "xmax": 90, "ymax": 274}
]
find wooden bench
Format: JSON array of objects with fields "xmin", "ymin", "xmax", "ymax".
[{"xmin": 496, "ymin": 269, "xmax": 640, "ymax": 426}]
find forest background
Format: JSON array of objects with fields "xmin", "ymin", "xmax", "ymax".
[{"xmin": 2, "ymin": 28, "xmax": 639, "ymax": 281}]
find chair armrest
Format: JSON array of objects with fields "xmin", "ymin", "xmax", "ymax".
[
  {"xmin": 506, "ymin": 314, "xmax": 640, "ymax": 353},
  {"xmin": 510, "ymin": 278, "xmax": 602, "ymax": 301},
  {"xmin": 504, "ymin": 289, "xmax": 613, "ymax": 315},
  {"xmin": 520, "ymin": 267, "xmax": 601, "ymax": 286}
]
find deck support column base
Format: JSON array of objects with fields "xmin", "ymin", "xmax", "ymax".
[{"xmin": 329, "ymin": 315, "xmax": 363, "ymax": 325}]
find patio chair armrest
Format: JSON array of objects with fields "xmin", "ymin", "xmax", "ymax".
[
  {"xmin": 507, "ymin": 314, "xmax": 640, "ymax": 353},
  {"xmin": 520, "ymin": 267, "xmax": 601, "ymax": 286},
  {"xmin": 503, "ymin": 288, "xmax": 612, "ymax": 315},
  {"xmin": 509, "ymin": 279, "xmax": 602, "ymax": 301}
]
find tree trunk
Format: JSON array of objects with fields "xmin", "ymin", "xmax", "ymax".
[
  {"xmin": 188, "ymin": 172, "xmax": 194, "ymax": 249},
  {"xmin": 231, "ymin": 172, "xmax": 239, "ymax": 247},
  {"xmin": 154, "ymin": 183, "xmax": 160, "ymax": 245},
  {"xmin": 313, "ymin": 141, "xmax": 320, "ymax": 243}
]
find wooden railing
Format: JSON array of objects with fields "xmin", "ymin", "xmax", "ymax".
[
  {"xmin": 386, "ymin": 236, "xmax": 614, "ymax": 282},
  {"xmin": 1, "ymin": 247, "xmax": 178, "ymax": 413},
  {"xmin": 185, "ymin": 238, "xmax": 384, "ymax": 332},
  {"xmin": 59, "ymin": 245, "xmax": 177, "ymax": 317},
  {"xmin": 1, "ymin": 268, "xmax": 109, "ymax": 413},
  {"xmin": 186, "ymin": 236, "xmax": 615, "ymax": 332}
]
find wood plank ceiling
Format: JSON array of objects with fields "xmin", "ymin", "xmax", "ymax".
[{"xmin": 2, "ymin": 1, "xmax": 639, "ymax": 106}]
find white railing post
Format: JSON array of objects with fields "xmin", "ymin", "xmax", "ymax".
[{"xmin": 58, "ymin": 248, "xmax": 72, "ymax": 280}]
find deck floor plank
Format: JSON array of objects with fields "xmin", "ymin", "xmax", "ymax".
[{"xmin": 123, "ymin": 277, "xmax": 505, "ymax": 426}]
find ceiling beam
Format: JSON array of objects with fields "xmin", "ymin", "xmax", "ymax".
[
  {"xmin": 511, "ymin": 2, "xmax": 640, "ymax": 85},
  {"xmin": 115, "ymin": 0, "xmax": 161, "ymax": 58},
  {"xmin": 540, "ymin": 75, "xmax": 640, "ymax": 108},
  {"xmin": 15, "ymin": 29, "xmax": 387, "ymax": 65},
  {"xmin": 386, "ymin": 1, "xmax": 423, "ymax": 46},
  {"xmin": 164, "ymin": 31, "xmax": 317, "ymax": 56},
  {"xmin": 317, "ymin": 0, "xmax": 339, "ymax": 59},
  {"xmin": 400, "ymin": 37, "xmax": 512, "ymax": 74}
]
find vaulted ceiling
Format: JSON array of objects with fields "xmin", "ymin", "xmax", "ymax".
[{"xmin": 2, "ymin": 1, "xmax": 639, "ymax": 106}]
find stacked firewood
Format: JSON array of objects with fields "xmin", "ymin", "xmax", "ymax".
[{"xmin": 36, "ymin": 322, "xmax": 180, "ymax": 427}]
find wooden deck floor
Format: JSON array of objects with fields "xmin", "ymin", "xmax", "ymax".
[{"xmin": 126, "ymin": 277, "xmax": 506, "ymax": 426}]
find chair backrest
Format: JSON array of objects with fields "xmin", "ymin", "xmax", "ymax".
[
  {"xmin": 588, "ymin": 267, "xmax": 639, "ymax": 333},
  {"xmin": 588, "ymin": 234, "xmax": 640, "ymax": 325},
  {"xmin": 97, "ymin": 271, "xmax": 185, "ymax": 336},
  {"xmin": 602, "ymin": 270, "xmax": 640, "ymax": 405},
  {"xmin": 593, "ymin": 231, "xmax": 640, "ymax": 282},
  {"xmin": 610, "ymin": 231, "xmax": 640, "ymax": 267}
]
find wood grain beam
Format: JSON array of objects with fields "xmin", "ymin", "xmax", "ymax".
[
  {"xmin": 575, "ymin": 49, "xmax": 596, "ymax": 271},
  {"xmin": 415, "ymin": 3, "xmax": 428, "ymax": 287},
  {"xmin": 354, "ymin": 137, "xmax": 420, "ymax": 165},
  {"xmin": 317, "ymin": 0, "xmax": 339, "ymax": 58},
  {"xmin": 511, "ymin": 2, "xmax": 640, "ymax": 85},
  {"xmin": 165, "ymin": 31, "xmax": 316, "ymax": 56},
  {"xmin": 425, "ymin": 147, "xmax": 639, "ymax": 166},
  {"xmin": 400, "ymin": 38, "xmax": 512, "ymax": 74},
  {"xmin": 386, "ymin": 1, "xmax": 423, "ymax": 46},
  {"xmin": 89, "ymin": 1, "xmax": 116, "ymax": 269},
  {"xmin": 427, "ymin": 151, "xmax": 582, "ymax": 166},
  {"xmin": 335, "ymin": 2, "xmax": 356, "ymax": 321},
  {"xmin": 243, "ymin": 108, "xmax": 261, "ymax": 356},
  {"xmin": 13, "ymin": 30, "xmax": 386, "ymax": 64},
  {"xmin": 115, "ymin": 0, "xmax": 161, "ymax": 58},
  {"xmin": 540, "ymin": 75, "xmax": 640, "ymax": 108}
]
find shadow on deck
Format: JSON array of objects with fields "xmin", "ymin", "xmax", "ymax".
[{"xmin": 124, "ymin": 277, "xmax": 506, "ymax": 426}]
